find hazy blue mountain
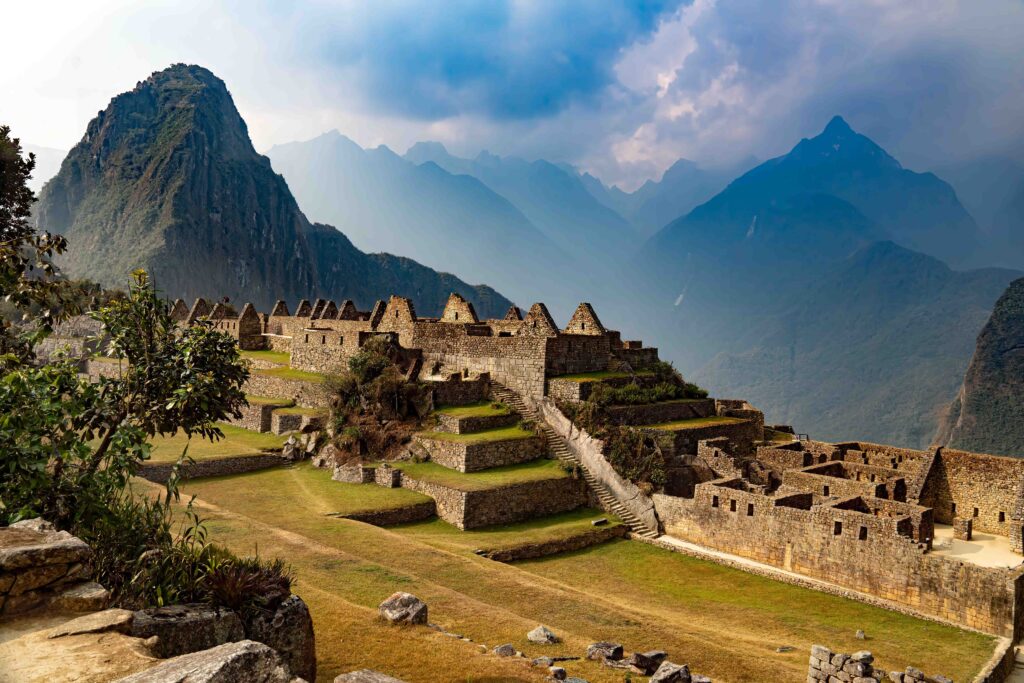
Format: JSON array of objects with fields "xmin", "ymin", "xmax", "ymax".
[
  {"xmin": 695, "ymin": 242, "xmax": 1020, "ymax": 448},
  {"xmin": 23, "ymin": 144, "xmax": 67, "ymax": 193},
  {"xmin": 937, "ymin": 156, "xmax": 1024, "ymax": 270},
  {"xmin": 404, "ymin": 142, "xmax": 638, "ymax": 261},
  {"xmin": 266, "ymin": 132, "xmax": 572, "ymax": 311},
  {"xmin": 34, "ymin": 64, "xmax": 510, "ymax": 317}
]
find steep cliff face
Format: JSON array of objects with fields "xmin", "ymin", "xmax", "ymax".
[
  {"xmin": 34, "ymin": 64, "xmax": 509, "ymax": 317},
  {"xmin": 937, "ymin": 277, "xmax": 1024, "ymax": 457}
]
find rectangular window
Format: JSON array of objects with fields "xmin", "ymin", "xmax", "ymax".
[
  {"xmin": 823, "ymin": 485, "xmax": 830, "ymax": 497},
  {"xmin": 730, "ymin": 499, "xmax": 737, "ymax": 513},
  {"xmin": 321, "ymin": 335, "xmax": 326, "ymax": 344},
  {"xmin": 974, "ymin": 507, "xmax": 980, "ymax": 518},
  {"xmin": 747, "ymin": 503, "xmax": 754, "ymax": 517},
  {"xmin": 951, "ymin": 503, "xmax": 956, "ymax": 515},
  {"xmin": 833, "ymin": 521, "xmax": 842, "ymax": 536},
  {"xmin": 859, "ymin": 526, "xmax": 868, "ymax": 541},
  {"xmin": 999, "ymin": 511, "xmax": 1006, "ymax": 523},
  {"xmin": 304, "ymin": 334, "xmax": 309, "ymax": 343},
  {"xmin": 339, "ymin": 336, "xmax": 344, "ymax": 345},
  {"xmin": 711, "ymin": 495, "xmax": 719, "ymax": 508}
]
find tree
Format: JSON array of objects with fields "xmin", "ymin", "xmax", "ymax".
[{"xmin": 0, "ymin": 126, "xmax": 71, "ymax": 360}]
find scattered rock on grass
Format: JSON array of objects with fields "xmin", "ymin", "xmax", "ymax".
[
  {"xmin": 627, "ymin": 650, "xmax": 668, "ymax": 675},
  {"xmin": 585, "ymin": 641, "xmax": 623, "ymax": 661},
  {"xmin": 855, "ymin": 629, "xmax": 866, "ymax": 640},
  {"xmin": 378, "ymin": 592, "xmax": 427, "ymax": 625},
  {"xmin": 650, "ymin": 661, "xmax": 690, "ymax": 682},
  {"xmin": 492, "ymin": 643, "xmax": 516, "ymax": 657},
  {"xmin": 528, "ymin": 625, "xmax": 559, "ymax": 644},
  {"xmin": 549, "ymin": 666, "xmax": 567, "ymax": 680}
]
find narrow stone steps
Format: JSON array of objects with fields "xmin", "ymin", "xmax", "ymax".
[{"xmin": 490, "ymin": 382, "xmax": 658, "ymax": 539}]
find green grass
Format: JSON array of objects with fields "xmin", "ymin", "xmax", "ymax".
[
  {"xmin": 254, "ymin": 366, "xmax": 327, "ymax": 384},
  {"xmin": 549, "ymin": 370, "xmax": 652, "ymax": 382},
  {"xmin": 275, "ymin": 406, "xmax": 327, "ymax": 416},
  {"xmin": 649, "ymin": 416, "xmax": 746, "ymax": 430},
  {"xmin": 88, "ymin": 355, "xmax": 123, "ymax": 364},
  {"xmin": 393, "ymin": 458, "xmax": 567, "ymax": 491},
  {"xmin": 433, "ymin": 401, "xmax": 511, "ymax": 418},
  {"xmin": 764, "ymin": 428, "xmax": 798, "ymax": 443},
  {"xmin": 241, "ymin": 349, "xmax": 291, "ymax": 364},
  {"xmin": 146, "ymin": 423, "xmax": 290, "ymax": 462},
  {"xmin": 418, "ymin": 424, "xmax": 534, "ymax": 443},
  {"xmin": 394, "ymin": 507, "xmax": 622, "ymax": 553},
  {"xmin": 160, "ymin": 465, "xmax": 997, "ymax": 683},
  {"xmin": 245, "ymin": 395, "xmax": 295, "ymax": 407}
]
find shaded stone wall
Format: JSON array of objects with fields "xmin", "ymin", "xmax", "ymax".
[
  {"xmin": 339, "ymin": 501, "xmax": 437, "ymax": 527},
  {"xmin": 243, "ymin": 374, "xmax": 330, "ymax": 408},
  {"xmin": 290, "ymin": 321, "xmax": 372, "ymax": 373},
  {"xmin": 429, "ymin": 377, "xmax": 490, "ymax": 406},
  {"xmin": 139, "ymin": 455, "xmax": 288, "ymax": 483},
  {"xmin": 603, "ymin": 399, "xmax": 716, "ymax": 426},
  {"xmin": 434, "ymin": 411, "xmax": 517, "ymax": 434},
  {"xmin": 654, "ymin": 484, "xmax": 1021, "ymax": 636},
  {"xmin": 225, "ymin": 402, "xmax": 281, "ymax": 432},
  {"xmin": 483, "ymin": 524, "xmax": 628, "ymax": 562},
  {"xmin": 654, "ymin": 419, "xmax": 762, "ymax": 459}
]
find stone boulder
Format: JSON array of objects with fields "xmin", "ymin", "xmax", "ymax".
[
  {"xmin": 334, "ymin": 671, "xmax": 408, "ymax": 683},
  {"xmin": 244, "ymin": 595, "xmax": 316, "ymax": 682},
  {"xmin": 492, "ymin": 643, "xmax": 516, "ymax": 657},
  {"xmin": 627, "ymin": 650, "xmax": 668, "ymax": 675},
  {"xmin": 130, "ymin": 604, "xmax": 245, "ymax": 658},
  {"xmin": 282, "ymin": 436, "xmax": 300, "ymax": 462},
  {"xmin": 586, "ymin": 641, "xmax": 623, "ymax": 661},
  {"xmin": 114, "ymin": 639, "xmax": 298, "ymax": 683},
  {"xmin": 378, "ymin": 592, "xmax": 427, "ymax": 625},
  {"xmin": 0, "ymin": 519, "xmax": 96, "ymax": 615},
  {"xmin": 527, "ymin": 625, "xmax": 559, "ymax": 644},
  {"xmin": 313, "ymin": 443, "xmax": 340, "ymax": 469},
  {"xmin": 549, "ymin": 666, "xmax": 567, "ymax": 680},
  {"xmin": 47, "ymin": 608, "xmax": 134, "ymax": 638},
  {"xmin": 651, "ymin": 661, "xmax": 691, "ymax": 683}
]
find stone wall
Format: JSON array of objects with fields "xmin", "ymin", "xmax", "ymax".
[
  {"xmin": 919, "ymin": 448, "xmax": 1024, "ymax": 537},
  {"xmin": 83, "ymin": 358, "xmax": 125, "ymax": 381},
  {"xmin": 546, "ymin": 374, "xmax": 661, "ymax": 403},
  {"xmin": 654, "ymin": 484, "xmax": 1021, "ymax": 637},
  {"xmin": 782, "ymin": 462, "xmax": 901, "ymax": 501},
  {"xmin": 225, "ymin": 402, "xmax": 287, "ymax": 433},
  {"xmin": 434, "ymin": 411, "xmax": 517, "ymax": 434},
  {"xmin": 332, "ymin": 464, "xmax": 377, "ymax": 484},
  {"xmin": 289, "ymin": 321, "xmax": 370, "ymax": 373},
  {"xmin": 428, "ymin": 377, "xmax": 491, "ymax": 406},
  {"xmin": 654, "ymin": 419, "xmax": 761, "ymax": 459},
  {"xmin": 398, "ymin": 475, "xmax": 588, "ymax": 530},
  {"xmin": 413, "ymin": 434, "xmax": 545, "ymax": 473},
  {"xmin": 338, "ymin": 501, "xmax": 437, "ymax": 526},
  {"xmin": 603, "ymin": 399, "xmax": 716, "ymax": 426},
  {"xmin": 139, "ymin": 455, "xmax": 287, "ymax": 484},
  {"xmin": 483, "ymin": 524, "xmax": 628, "ymax": 562},
  {"xmin": 243, "ymin": 373, "xmax": 330, "ymax": 408}
]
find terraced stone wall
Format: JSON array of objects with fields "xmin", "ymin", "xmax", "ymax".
[
  {"xmin": 434, "ymin": 411, "xmax": 517, "ymax": 434},
  {"xmin": 654, "ymin": 419, "xmax": 762, "ymax": 459},
  {"xmin": 244, "ymin": 374, "xmax": 330, "ymax": 408},
  {"xmin": 654, "ymin": 484, "xmax": 1021, "ymax": 637},
  {"xmin": 225, "ymin": 402, "xmax": 277, "ymax": 432},
  {"xmin": 603, "ymin": 399, "xmax": 716, "ymax": 426},
  {"xmin": 429, "ymin": 377, "xmax": 490, "ymax": 406},
  {"xmin": 413, "ymin": 434, "xmax": 545, "ymax": 472},
  {"xmin": 139, "ymin": 455, "xmax": 288, "ymax": 483}
]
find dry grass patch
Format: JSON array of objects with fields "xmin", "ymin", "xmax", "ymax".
[
  {"xmin": 392, "ymin": 459, "xmax": 567, "ymax": 492},
  {"xmin": 649, "ymin": 416, "xmax": 746, "ymax": 430},
  {"xmin": 433, "ymin": 401, "xmax": 511, "ymax": 418},
  {"xmin": 147, "ymin": 423, "xmax": 289, "ymax": 462},
  {"xmin": 417, "ymin": 424, "xmax": 533, "ymax": 444}
]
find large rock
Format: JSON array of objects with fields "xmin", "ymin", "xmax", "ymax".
[
  {"xmin": 49, "ymin": 581, "xmax": 111, "ymax": 612},
  {"xmin": 651, "ymin": 661, "xmax": 691, "ymax": 683},
  {"xmin": 131, "ymin": 603, "xmax": 245, "ymax": 658},
  {"xmin": 627, "ymin": 650, "xmax": 668, "ymax": 675},
  {"xmin": 0, "ymin": 527, "xmax": 90, "ymax": 571},
  {"xmin": 48, "ymin": 608, "xmax": 134, "ymax": 638},
  {"xmin": 586, "ymin": 641, "xmax": 623, "ymax": 661},
  {"xmin": 114, "ymin": 639, "xmax": 297, "ymax": 683},
  {"xmin": 334, "ymin": 671, "xmax": 408, "ymax": 683},
  {"xmin": 492, "ymin": 643, "xmax": 516, "ymax": 657},
  {"xmin": 378, "ymin": 592, "xmax": 427, "ymax": 625},
  {"xmin": 245, "ymin": 595, "xmax": 316, "ymax": 682},
  {"xmin": 527, "ymin": 625, "xmax": 559, "ymax": 644}
]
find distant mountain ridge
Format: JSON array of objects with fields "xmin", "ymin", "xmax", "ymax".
[
  {"xmin": 33, "ymin": 64, "xmax": 510, "ymax": 317},
  {"xmin": 936, "ymin": 277, "xmax": 1024, "ymax": 457}
]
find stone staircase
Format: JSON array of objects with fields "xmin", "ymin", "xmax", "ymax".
[{"xmin": 490, "ymin": 382, "xmax": 659, "ymax": 539}]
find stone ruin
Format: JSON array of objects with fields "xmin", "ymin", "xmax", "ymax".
[{"xmin": 808, "ymin": 645, "xmax": 953, "ymax": 683}]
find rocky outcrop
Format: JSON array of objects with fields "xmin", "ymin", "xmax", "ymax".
[
  {"xmin": 378, "ymin": 592, "xmax": 428, "ymax": 625},
  {"xmin": 114, "ymin": 640, "xmax": 301, "ymax": 683},
  {"xmin": 0, "ymin": 518, "xmax": 108, "ymax": 616},
  {"xmin": 130, "ymin": 604, "xmax": 245, "ymax": 658},
  {"xmin": 243, "ymin": 595, "xmax": 317, "ymax": 682},
  {"xmin": 34, "ymin": 63, "xmax": 509, "ymax": 316},
  {"xmin": 937, "ymin": 277, "xmax": 1024, "ymax": 457}
]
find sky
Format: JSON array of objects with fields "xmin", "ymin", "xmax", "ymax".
[{"xmin": 3, "ymin": 0, "xmax": 1024, "ymax": 190}]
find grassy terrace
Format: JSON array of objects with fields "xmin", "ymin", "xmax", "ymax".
[
  {"xmin": 275, "ymin": 405, "xmax": 328, "ymax": 416},
  {"xmin": 433, "ymin": 401, "xmax": 511, "ymax": 418},
  {"xmin": 253, "ymin": 366, "xmax": 327, "ymax": 383},
  {"xmin": 419, "ymin": 424, "xmax": 533, "ymax": 443},
  {"xmin": 549, "ymin": 370, "xmax": 653, "ymax": 382},
  {"xmin": 392, "ymin": 458, "xmax": 566, "ymax": 491},
  {"xmin": 240, "ymin": 349, "xmax": 291, "ymax": 364},
  {"xmin": 160, "ymin": 464, "xmax": 997, "ymax": 682},
  {"xmin": 246, "ymin": 394, "xmax": 294, "ymax": 407},
  {"xmin": 394, "ymin": 507, "xmax": 622, "ymax": 554},
  {"xmin": 88, "ymin": 355, "xmax": 124, "ymax": 364},
  {"xmin": 147, "ymin": 423, "xmax": 290, "ymax": 462},
  {"xmin": 649, "ymin": 416, "xmax": 746, "ymax": 430}
]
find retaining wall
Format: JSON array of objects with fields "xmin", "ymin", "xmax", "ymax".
[
  {"xmin": 413, "ymin": 434, "xmax": 545, "ymax": 472},
  {"xmin": 139, "ymin": 455, "xmax": 288, "ymax": 483}
]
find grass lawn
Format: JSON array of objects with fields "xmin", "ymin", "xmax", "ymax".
[
  {"xmin": 549, "ymin": 370, "xmax": 652, "ymax": 382},
  {"xmin": 275, "ymin": 405, "xmax": 328, "ymax": 416},
  {"xmin": 764, "ymin": 428, "xmax": 798, "ymax": 443},
  {"xmin": 158, "ymin": 465, "xmax": 997, "ymax": 683},
  {"xmin": 393, "ymin": 458, "xmax": 567, "ymax": 491},
  {"xmin": 89, "ymin": 355, "xmax": 124, "ymax": 364},
  {"xmin": 147, "ymin": 423, "xmax": 290, "ymax": 462},
  {"xmin": 649, "ymin": 416, "xmax": 746, "ymax": 430},
  {"xmin": 418, "ymin": 424, "xmax": 533, "ymax": 444},
  {"xmin": 241, "ymin": 349, "xmax": 291, "ymax": 365},
  {"xmin": 393, "ymin": 507, "xmax": 622, "ymax": 554},
  {"xmin": 433, "ymin": 401, "xmax": 511, "ymax": 418},
  {"xmin": 254, "ymin": 366, "xmax": 327, "ymax": 384},
  {"xmin": 246, "ymin": 395, "xmax": 295, "ymax": 407}
]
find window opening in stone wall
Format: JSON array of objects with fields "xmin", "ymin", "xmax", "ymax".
[
  {"xmin": 858, "ymin": 526, "xmax": 868, "ymax": 540},
  {"xmin": 730, "ymin": 499, "xmax": 737, "ymax": 512},
  {"xmin": 454, "ymin": 312, "xmax": 458, "ymax": 320},
  {"xmin": 951, "ymin": 503, "xmax": 956, "ymax": 515},
  {"xmin": 823, "ymin": 485, "xmax": 830, "ymax": 496},
  {"xmin": 974, "ymin": 507, "xmax": 979, "ymax": 517},
  {"xmin": 1000, "ymin": 511, "xmax": 1006, "ymax": 523},
  {"xmin": 339, "ymin": 336, "xmax": 344, "ymax": 345},
  {"xmin": 833, "ymin": 521, "xmax": 842, "ymax": 535},
  {"xmin": 712, "ymin": 495, "xmax": 719, "ymax": 508},
  {"xmin": 304, "ymin": 334, "xmax": 309, "ymax": 343},
  {"xmin": 747, "ymin": 503, "xmax": 754, "ymax": 516}
]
